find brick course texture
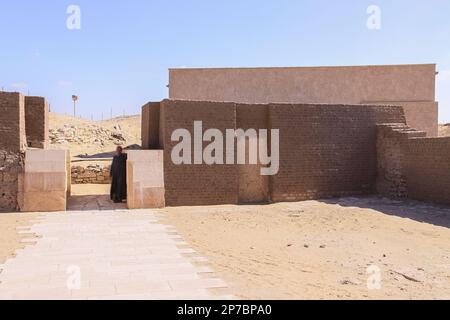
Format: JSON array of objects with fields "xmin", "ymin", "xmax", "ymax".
[
  {"xmin": 376, "ymin": 124, "xmax": 450, "ymax": 205},
  {"xmin": 159, "ymin": 100, "xmax": 406, "ymax": 206},
  {"xmin": 376, "ymin": 124, "xmax": 426, "ymax": 198},
  {"xmin": 0, "ymin": 92, "xmax": 27, "ymax": 153},
  {"xmin": 162, "ymin": 100, "xmax": 238, "ymax": 206},
  {"xmin": 25, "ymin": 96, "xmax": 49, "ymax": 149},
  {"xmin": 0, "ymin": 92, "xmax": 26, "ymax": 211},
  {"xmin": 141, "ymin": 102, "xmax": 161, "ymax": 150},
  {"xmin": 269, "ymin": 104, "xmax": 406, "ymax": 202},
  {"xmin": 404, "ymin": 137, "xmax": 450, "ymax": 205}
]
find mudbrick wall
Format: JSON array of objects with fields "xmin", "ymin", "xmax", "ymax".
[
  {"xmin": 377, "ymin": 124, "xmax": 450, "ymax": 205},
  {"xmin": 25, "ymin": 96, "xmax": 49, "ymax": 149},
  {"xmin": 0, "ymin": 92, "xmax": 26, "ymax": 211},
  {"xmin": 162, "ymin": 100, "xmax": 238, "ymax": 206},
  {"xmin": 376, "ymin": 124, "xmax": 426, "ymax": 198},
  {"xmin": 159, "ymin": 99, "xmax": 407, "ymax": 206},
  {"xmin": 404, "ymin": 137, "xmax": 450, "ymax": 205},
  {"xmin": 141, "ymin": 102, "xmax": 161, "ymax": 150},
  {"xmin": 71, "ymin": 163, "xmax": 111, "ymax": 184},
  {"xmin": 269, "ymin": 104, "xmax": 406, "ymax": 202}
]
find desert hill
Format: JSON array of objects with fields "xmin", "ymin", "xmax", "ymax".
[{"xmin": 49, "ymin": 112, "xmax": 141, "ymax": 159}]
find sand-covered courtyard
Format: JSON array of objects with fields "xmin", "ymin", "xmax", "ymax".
[
  {"xmin": 161, "ymin": 197, "xmax": 450, "ymax": 300},
  {"xmin": 2, "ymin": 195, "xmax": 450, "ymax": 300}
]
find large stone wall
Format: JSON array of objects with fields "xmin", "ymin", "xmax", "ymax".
[
  {"xmin": 25, "ymin": 96, "xmax": 49, "ymax": 149},
  {"xmin": 19, "ymin": 150, "xmax": 68, "ymax": 212},
  {"xmin": 159, "ymin": 99, "xmax": 406, "ymax": 206},
  {"xmin": 0, "ymin": 92, "xmax": 26, "ymax": 211},
  {"xmin": 127, "ymin": 150, "xmax": 165, "ymax": 209},
  {"xmin": 169, "ymin": 64, "xmax": 438, "ymax": 136}
]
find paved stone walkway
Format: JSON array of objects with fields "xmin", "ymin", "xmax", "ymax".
[{"xmin": 0, "ymin": 200, "xmax": 232, "ymax": 300}]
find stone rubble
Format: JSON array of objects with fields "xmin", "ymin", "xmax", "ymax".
[
  {"xmin": 71, "ymin": 164, "xmax": 111, "ymax": 184},
  {"xmin": 49, "ymin": 124, "xmax": 126, "ymax": 146}
]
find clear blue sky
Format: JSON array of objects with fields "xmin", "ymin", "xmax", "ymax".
[{"xmin": 1, "ymin": 0, "xmax": 449, "ymax": 121}]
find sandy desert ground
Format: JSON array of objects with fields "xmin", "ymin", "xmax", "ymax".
[
  {"xmin": 0, "ymin": 213, "xmax": 41, "ymax": 264},
  {"xmin": 2, "ymin": 116, "xmax": 449, "ymax": 299},
  {"xmin": 161, "ymin": 197, "xmax": 450, "ymax": 300}
]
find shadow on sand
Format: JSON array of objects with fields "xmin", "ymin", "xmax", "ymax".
[
  {"xmin": 67, "ymin": 195, "xmax": 127, "ymax": 211},
  {"xmin": 320, "ymin": 196, "xmax": 450, "ymax": 229}
]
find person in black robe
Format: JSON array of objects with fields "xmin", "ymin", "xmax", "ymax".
[{"xmin": 110, "ymin": 146, "xmax": 127, "ymax": 203}]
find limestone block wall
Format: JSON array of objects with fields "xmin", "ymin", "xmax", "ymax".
[
  {"xmin": 0, "ymin": 92, "xmax": 26, "ymax": 211},
  {"xmin": 127, "ymin": 150, "xmax": 165, "ymax": 209},
  {"xmin": 71, "ymin": 163, "xmax": 111, "ymax": 184},
  {"xmin": 19, "ymin": 150, "xmax": 68, "ymax": 212},
  {"xmin": 25, "ymin": 96, "xmax": 49, "ymax": 149}
]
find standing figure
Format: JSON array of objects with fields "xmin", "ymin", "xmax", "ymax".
[{"xmin": 110, "ymin": 146, "xmax": 127, "ymax": 203}]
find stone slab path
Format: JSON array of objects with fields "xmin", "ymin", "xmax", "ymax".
[{"xmin": 0, "ymin": 203, "xmax": 233, "ymax": 300}]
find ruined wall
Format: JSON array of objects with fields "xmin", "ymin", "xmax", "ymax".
[
  {"xmin": 270, "ymin": 104, "xmax": 406, "ymax": 202},
  {"xmin": 162, "ymin": 100, "xmax": 238, "ymax": 206},
  {"xmin": 141, "ymin": 102, "xmax": 160, "ymax": 149},
  {"xmin": 376, "ymin": 125, "xmax": 450, "ymax": 205},
  {"xmin": 19, "ymin": 150, "xmax": 67, "ymax": 212},
  {"xmin": 169, "ymin": 64, "xmax": 438, "ymax": 136},
  {"xmin": 376, "ymin": 124, "xmax": 426, "ymax": 198},
  {"xmin": 25, "ymin": 96, "xmax": 49, "ymax": 149},
  {"xmin": 0, "ymin": 92, "xmax": 26, "ymax": 211},
  {"xmin": 71, "ymin": 163, "xmax": 111, "ymax": 184}
]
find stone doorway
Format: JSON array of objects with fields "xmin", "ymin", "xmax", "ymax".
[{"xmin": 68, "ymin": 156, "xmax": 117, "ymax": 211}]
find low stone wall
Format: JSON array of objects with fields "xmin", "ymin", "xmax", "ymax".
[{"xmin": 71, "ymin": 164, "xmax": 111, "ymax": 184}]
